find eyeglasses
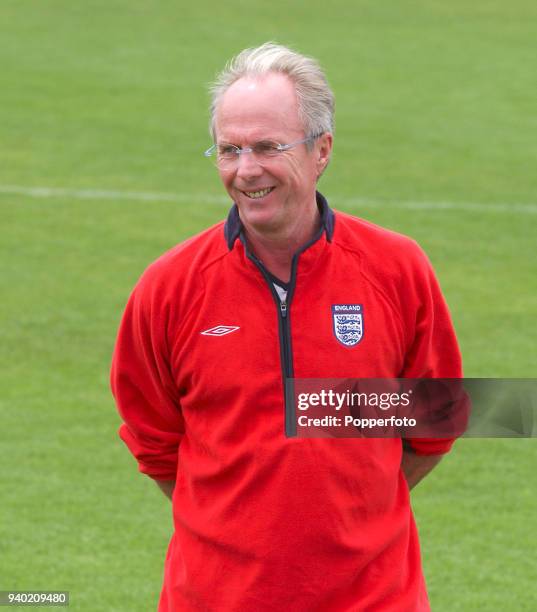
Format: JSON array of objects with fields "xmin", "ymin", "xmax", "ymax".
[{"xmin": 204, "ymin": 134, "xmax": 320, "ymax": 169}]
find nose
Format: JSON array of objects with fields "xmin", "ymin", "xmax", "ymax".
[{"xmin": 235, "ymin": 150, "xmax": 263, "ymax": 180}]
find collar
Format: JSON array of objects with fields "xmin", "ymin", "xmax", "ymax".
[{"xmin": 223, "ymin": 191, "xmax": 335, "ymax": 250}]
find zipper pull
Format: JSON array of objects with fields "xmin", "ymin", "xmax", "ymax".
[{"xmin": 280, "ymin": 302, "xmax": 287, "ymax": 318}]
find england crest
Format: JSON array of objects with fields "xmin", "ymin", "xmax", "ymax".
[{"xmin": 332, "ymin": 304, "xmax": 364, "ymax": 347}]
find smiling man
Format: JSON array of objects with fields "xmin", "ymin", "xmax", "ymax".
[
  {"xmin": 210, "ymin": 70, "xmax": 332, "ymax": 277},
  {"xmin": 111, "ymin": 43, "xmax": 463, "ymax": 611}
]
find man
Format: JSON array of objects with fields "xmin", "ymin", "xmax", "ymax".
[{"xmin": 111, "ymin": 42, "xmax": 462, "ymax": 611}]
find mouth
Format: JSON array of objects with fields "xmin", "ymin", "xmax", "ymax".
[{"xmin": 241, "ymin": 186, "xmax": 275, "ymax": 200}]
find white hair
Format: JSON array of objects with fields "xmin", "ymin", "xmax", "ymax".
[{"xmin": 209, "ymin": 42, "xmax": 335, "ymax": 143}]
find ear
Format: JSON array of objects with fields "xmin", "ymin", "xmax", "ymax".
[{"xmin": 316, "ymin": 132, "xmax": 333, "ymax": 177}]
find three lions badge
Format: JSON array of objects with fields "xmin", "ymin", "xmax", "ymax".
[{"xmin": 332, "ymin": 304, "xmax": 364, "ymax": 347}]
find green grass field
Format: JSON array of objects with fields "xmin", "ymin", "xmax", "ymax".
[{"xmin": 1, "ymin": 1, "xmax": 536, "ymax": 610}]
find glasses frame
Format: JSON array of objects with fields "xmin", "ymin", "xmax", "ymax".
[{"xmin": 203, "ymin": 134, "xmax": 321, "ymax": 166}]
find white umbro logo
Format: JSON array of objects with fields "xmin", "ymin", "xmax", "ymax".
[{"xmin": 200, "ymin": 325, "xmax": 240, "ymax": 337}]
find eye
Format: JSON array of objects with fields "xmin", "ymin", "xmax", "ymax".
[
  {"xmin": 253, "ymin": 141, "xmax": 281, "ymax": 156},
  {"xmin": 217, "ymin": 144, "xmax": 239, "ymax": 157}
]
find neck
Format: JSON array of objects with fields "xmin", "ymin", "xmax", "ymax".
[{"xmin": 244, "ymin": 201, "xmax": 321, "ymax": 283}]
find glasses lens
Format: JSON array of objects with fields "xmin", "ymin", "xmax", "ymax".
[
  {"xmin": 252, "ymin": 141, "xmax": 281, "ymax": 158},
  {"xmin": 218, "ymin": 144, "xmax": 239, "ymax": 159},
  {"xmin": 208, "ymin": 141, "xmax": 288, "ymax": 169},
  {"xmin": 210, "ymin": 144, "xmax": 235, "ymax": 169}
]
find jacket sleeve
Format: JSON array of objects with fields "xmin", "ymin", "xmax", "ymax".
[
  {"xmin": 400, "ymin": 244, "xmax": 464, "ymax": 456},
  {"xmin": 110, "ymin": 274, "xmax": 184, "ymax": 480}
]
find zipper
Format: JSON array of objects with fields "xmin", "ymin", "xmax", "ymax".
[
  {"xmin": 245, "ymin": 254, "xmax": 298, "ymax": 437},
  {"xmin": 278, "ymin": 296, "xmax": 296, "ymax": 437},
  {"xmin": 241, "ymin": 223, "xmax": 325, "ymax": 437}
]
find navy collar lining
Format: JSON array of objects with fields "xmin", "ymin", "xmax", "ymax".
[
  {"xmin": 224, "ymin": 191, "xmax": 335, "ymax": 250},
  {"xmin": 266, "ymin": 270, "xmax": 290, "ymax": 290}
]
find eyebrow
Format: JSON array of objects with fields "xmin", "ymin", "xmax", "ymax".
[{"xmin": 217, "ymin": 138, "xmax": 280, "ymax": 146}]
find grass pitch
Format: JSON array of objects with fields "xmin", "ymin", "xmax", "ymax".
[{"xmin": 1, "ymin": 1, "xmax": 536, "ymax": 610}]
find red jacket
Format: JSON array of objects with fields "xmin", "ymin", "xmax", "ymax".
[{"xmin": 111, "ymin": 193, "xmax": 462, "ymax": 611}]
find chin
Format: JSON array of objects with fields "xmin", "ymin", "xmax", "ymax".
[{"xmin": 242, "ymin": 207, "xmax": 283, "ymax": 234}]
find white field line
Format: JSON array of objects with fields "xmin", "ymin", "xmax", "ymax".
[
  {"xmin": 1, "ymin": 184, "xmax": 536, "ymax": 215},
  {"xmin": 0, "ymin": 185, "xmax": 229, "ymax": 205}
]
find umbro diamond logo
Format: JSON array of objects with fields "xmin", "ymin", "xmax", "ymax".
[{"xmin": 200, "ymin": 325, "xmax": 240, "ymax": 337}]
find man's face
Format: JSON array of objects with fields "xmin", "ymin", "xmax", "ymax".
[{"xmin": 213, "ymin": 73, "xmax": 332, "ymax": 237}]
